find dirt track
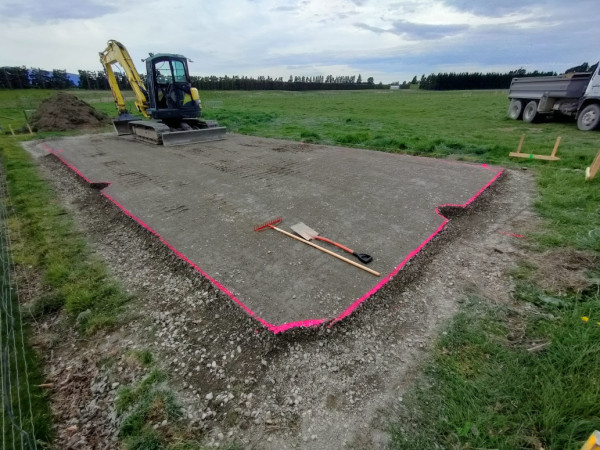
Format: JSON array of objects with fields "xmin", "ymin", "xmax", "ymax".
[{"xmin": 25, "ymin": 133, "xmax": 536, "ymax": 448}]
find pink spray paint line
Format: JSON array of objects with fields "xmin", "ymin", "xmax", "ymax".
[
  {"xmin": 42, "ymin": 143, "xmax": 325, "ymax": 333},
  {"xmin": 42, "ymin": 143, "xmax": 503, "ymax": 333},
  {"xmin": 498, "ymin": 231, "xmax": 525, "ymax": 238},
  {"xmin": 329, "ymin": 167, "xmax": 504, "ymax": 326}
]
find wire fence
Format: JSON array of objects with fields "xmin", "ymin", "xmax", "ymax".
[{"xmin": 0, "ymin": 162, "xmax": 38, "ymax": 449}]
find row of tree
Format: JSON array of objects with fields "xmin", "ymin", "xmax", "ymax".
[
  {"xmin": 3, "ymin": 65, "xmax": 591, "ymax": 92},
  {"xmin": 190, "ymin": 74, "xmax": 379, "ymax": 91},
  {"xmin": 405, "ymin": 69, "xmax": 557, "ymax": 91},
  {"xmin": 78, "ymin": 70, "xmax": 127, "ymax": 90},
  {"xmin": 0, "ymin": 66, "xmax": 380, "ymax": 91},
  {"xmin": 0, "ymin": 66, "xmax": 74, "ymax": 89}
]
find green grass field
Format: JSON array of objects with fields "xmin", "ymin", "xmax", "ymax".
[
  {"xmin": 1, "ymin": 88, "xmax": 599, "ymax": 448},
  {"xmin": 200, "ymin": 89, "xmax": 597, "ymax": 167},
  {"xmin": 2, "ymin": 88, "xmax": 599, "ymax": 169}
]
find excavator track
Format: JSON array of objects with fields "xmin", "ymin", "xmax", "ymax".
[
  {"xmin": 129, "ymin": 121, "xmax": 170, "ymax": 145},
  {"xmin": 129, "ymin": 120, "xmax": 226, "ymax": 146}
]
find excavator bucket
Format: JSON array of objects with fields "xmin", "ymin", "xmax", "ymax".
[
  {"xmin": 113, "ymin": 119, "xmax": 133, "ymax": 135},
  {"xmin": 112, "ymin": 113, "xmax": 137, "ymax": 135},
  {"xmin": 161, "ymin": 126, "xmax": 226, "ymax": 146}
]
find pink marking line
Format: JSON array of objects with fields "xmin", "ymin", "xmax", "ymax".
[
  {"xmin": 498, "ymin": 231, "xmax": 525, "ymax": 238},
  {"xmin": 330, "ymin": 165, "xmax": 504, "ymax": 326},
  {"xmin": 41, "ymin": 144, "xmax": 92, "ymax": 184},
  {"xmin": 43, "ymin": 143, "xmax": 503, "ymax": 334},
  {"xmin": 42, "ymin": 143, "xmax": 324, "ymax": 333}
]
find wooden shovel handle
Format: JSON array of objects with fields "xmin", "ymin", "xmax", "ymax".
[
  {"xmin": 271, "ymin": 226, "xmax": 380, "ymax": 277},
  {"xmin": 313, "ymin": 236, "xmax": 354, "ymax": 254}
]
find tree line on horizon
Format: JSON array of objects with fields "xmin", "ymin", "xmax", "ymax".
[
  {"xmin": 0, "ymin": 67, "xmax": 381, "ymax": 91},
  {"xmin": 1, "ymin": 64, "xmax": 593, "ymax": 92},
  {"xmin": 191, "ymin": 74, "xmax": 381, "ymax": 91},
  {"xmin": 391, "ymin": 68, "xmax": 557, "ymax": 91}
]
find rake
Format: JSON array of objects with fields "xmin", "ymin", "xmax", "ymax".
[{"xmin": 254, "ymin": 217, "xmax": 380, "ymax": 277}]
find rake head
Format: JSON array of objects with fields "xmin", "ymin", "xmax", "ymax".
[{"xmin": 254, "ymin": 216, "xmax": 282, "ymax": 232}]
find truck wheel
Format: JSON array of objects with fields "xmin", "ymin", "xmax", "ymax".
[
  {"xmin": 508, "ymin": 99, "xmax": 523, "ymax": 120},
  {"xmin": 577, "ymin": 104, "xmax": 600, "ymax": 131},
  {"xmin": 523, "ymin": 101, "xmax": 539, "ymax": 123}
]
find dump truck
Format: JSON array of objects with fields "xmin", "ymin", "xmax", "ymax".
[
  {"xmin": 100, "ymin": 40, "xmax": 226, "ymax": 145},
  {"xmin": 507, "ymin": 62, "xmax": 600, "ymax": 130}
]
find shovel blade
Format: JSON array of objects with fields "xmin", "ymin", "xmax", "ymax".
[
  {"xmin": 290, "ymin": 222, "xmax": 319, "ymax": 241},
  {"xmin": 354, "ymin": 253, "xmax": 373, "ymax": 264}
]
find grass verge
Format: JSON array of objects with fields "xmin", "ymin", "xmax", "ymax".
[
  {"xmin": 0, "ymin": 226, "xmax": 53, "ymax": 446},
  {"xmin": 115, "ymin": 351, "xmax": 209, "ymax": 449},
  {"xmin": 390, "ymin": 294, "xmax": 600, "ymax": 449},
  {"xmin": 0, "ymin": 133, "xmax": 132, "ymax": 446},
  {"xmin": 535, "ymin": 167, "xmax": 600, "ymax": 252},
  {"xmin": 0, "ymin": 135, "xmax": 131, "ymax": 331}
]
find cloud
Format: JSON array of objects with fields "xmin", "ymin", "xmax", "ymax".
[
  {"xmin": 441, "ymin": 0, "xmax": 537, "ymax": 16},
  {"xmin": 0, "ymin": 0, "xmax": 117, "ymax": 22},
  {"xmin": 354, "ymin": 23, "xmax": 387, "ymax": 33},
  {"xmin": 355, "ymin": 20, "xmax": 468, "ymax": 39},
  {"xmin": 271, "ymin": 5, "xmax": 298, "ymax": 12},
  {"xmin": 0, "ymin": 0, "xmax": 598, "ymax": 84}
]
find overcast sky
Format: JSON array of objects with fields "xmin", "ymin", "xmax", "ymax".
[{"xmin": 1, "ymin": 0, "xmax": 598, "ymax": 83}]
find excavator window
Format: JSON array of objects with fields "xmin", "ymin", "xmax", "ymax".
[
  {"xmin": 153, "ymin": 60, "xmax": 188, "ymax": 85},
  {"xmin": 152, "ymin": 58, "xmax": 190, "ymax": 110},
  {"xmin": 172, "ymin": 60, "xmax": 187, "ymax": 82},
  {"xmin": 155, "ymin": 61, "xmax": 173, "ymax": 85}
]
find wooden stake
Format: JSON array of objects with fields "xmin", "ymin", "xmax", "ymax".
[
  {"xmin": 509, "ymin": 134, "xmax": 561, "ymax": 161},
  {"xmin": 515, "ymin": 134, "xmax": 525, "ymax": 154},
  {"xmin": 586, "ymin": 149, "xmax": 600, "ymax": 181},
  {"xmin": 550, "ymin": 136, "xmax": 562, "ymax": 159}
]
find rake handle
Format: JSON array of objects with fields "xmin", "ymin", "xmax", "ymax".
[{"xmin": 270, "ymin": 226, "xmax": 380, "ymax": 277}]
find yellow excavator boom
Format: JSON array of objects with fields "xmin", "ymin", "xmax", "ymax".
[{"xmin": 99, "ymin": 40, "xmax": 150, "ymax": 118}]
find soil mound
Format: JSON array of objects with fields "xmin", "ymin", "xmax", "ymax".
[{"xmin": 30, "ymin": 92, "xmax": 111, "ymax": 132}]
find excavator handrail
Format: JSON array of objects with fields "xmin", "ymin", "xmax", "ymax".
[{"xmin": 99, "ymin": 40, "xmax": 150, "ymax": 118}]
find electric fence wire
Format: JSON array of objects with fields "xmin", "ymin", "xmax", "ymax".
[{"xmin": 0, "ymin": 161, "xmax": 37, "ymax": 449}]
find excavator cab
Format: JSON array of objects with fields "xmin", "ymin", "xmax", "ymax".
[{"xmin": 145, "ymin": 54, "xmax": 201, "ymax": 121}]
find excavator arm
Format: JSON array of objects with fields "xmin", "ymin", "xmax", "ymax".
[{"xmin": 99, "ymin": 40, "xmax": 150, "ymax": 118}]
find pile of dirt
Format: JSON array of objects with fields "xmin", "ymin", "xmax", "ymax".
[{"xmin": 30, "ymin": 92, "xmax": 112, "ymax": 132}]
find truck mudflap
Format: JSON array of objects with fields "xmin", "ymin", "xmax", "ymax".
[{"xmin": 161, "ymin": 126, "xmax": 226, "ymax": 146}]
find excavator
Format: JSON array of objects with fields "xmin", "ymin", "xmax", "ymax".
[{"xmin": 99, "ymin": 40, "xmax": 225, "ymax": 146}]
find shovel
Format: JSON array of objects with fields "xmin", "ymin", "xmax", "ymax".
[
  {"xmin": 291, "ymin": 222, "xmax": 373, "ymax": 264},
  {"xmin": 255, "ymin": 217, "xmax": 380, "ymax": 277}
]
